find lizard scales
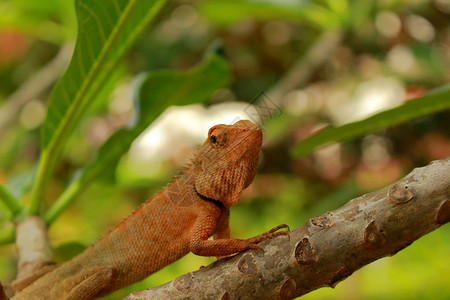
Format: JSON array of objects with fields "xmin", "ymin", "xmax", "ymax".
[{"xmin": 13, "ymin": 120, "xmax": 288, "ymax": 300}]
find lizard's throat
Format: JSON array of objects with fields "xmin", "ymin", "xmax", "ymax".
[{"xmin": 193, "ymin": 185, "xmax": 225, "ymax": 211}]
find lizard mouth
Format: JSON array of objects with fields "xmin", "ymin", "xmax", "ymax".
[{"xmin": 193, "ymin": 185, "xmax": 225, "ymax": 211}]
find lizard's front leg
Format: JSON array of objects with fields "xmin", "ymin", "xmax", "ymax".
[{"xmin": 189, "ymin": 212, "xmax": 289, "ymax": 257}]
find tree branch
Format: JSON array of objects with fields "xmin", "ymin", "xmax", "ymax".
[
  {"xmin": 123, "ymin": 157, "xmax": 450, "ymax": 300},
  {"xmin": 11, "ymin": 216, "xmax": 56, "ymax": 292}
]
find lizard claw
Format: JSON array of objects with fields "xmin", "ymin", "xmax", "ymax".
[
  {"xmin": 246, "ymin": 224, "xmax": 291, "ymax": 246},
  {"xmin": 262, "ymin": 224, "xmax": 290, "ymax": 241},
  {"xmin": 267, "ymin": 224, "xmax": 290, "ymax": 234}
]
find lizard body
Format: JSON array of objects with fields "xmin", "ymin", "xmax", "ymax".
[{"xmin": 12, "ymin": 120, "xmax": 288, "ymax": 300}]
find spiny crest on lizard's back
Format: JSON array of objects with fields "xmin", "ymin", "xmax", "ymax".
[{"xmin": 166, "ymin": 169, "xmax": 197, "ymax": 207}]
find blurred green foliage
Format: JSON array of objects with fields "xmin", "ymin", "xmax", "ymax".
[
  {"xmin": 293, "ymin": 84, "xmax": 450, "ymax": 156},
  {"xmin": 0, "ymin": 0, "xmax": 449, "ymax": 299}
]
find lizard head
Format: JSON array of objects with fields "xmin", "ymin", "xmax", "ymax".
[{"xmin": 194, "ymin": 120, "xmax": 262, "ymax": 209}]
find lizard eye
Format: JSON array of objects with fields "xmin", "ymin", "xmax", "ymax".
[{"xmin": 210, "ymin": 135, "xmax": 217, "ymax": 144}]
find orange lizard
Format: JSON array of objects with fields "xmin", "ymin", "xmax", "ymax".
[{"xmin": 12, "ymin": 120, "xmax": 289, "ymax": 300}]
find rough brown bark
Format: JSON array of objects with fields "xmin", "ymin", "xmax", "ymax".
[{"xmin": 123, "ymin": 157, "xmax": 450, "ymax": 300}]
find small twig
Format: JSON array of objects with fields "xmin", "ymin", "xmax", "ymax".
[
  {"xmin": 267, "ymin": 30, "xmax": 342, "ymax": 104},
  {"xmin": 0, "ymin": 43, "xmax": 73, "ymax": 130},
  {"xmin": 123, "ymin": 157, "xmax": 450, "ymax": 299}
]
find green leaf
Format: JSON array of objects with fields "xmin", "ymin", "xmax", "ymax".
[
  {"xmin": 199, "ymin": 0, "xmax": 307, "ymax": 25},
  {"xmin": 292, "ymin": 84, "xmax": 450, "ymax": 157},
  {"xmin": 6, "ymin": 167, "xmax": 35, "ymax": 200},
  {"xmin": 0, "ymin": 0, "xmax": 77, "ymax": 44},
  {"xmin": 0, "ymin": 226, "xmax": 15, "ymax": 245},
  {"xmin": 0, "ymin": 183, "xmax": 21, "ymax": 217},
  {"xmin": 199, "ymin": 0, "xmax": 340, "ymax": 30},
  {"xmin": 45, "ymin": 53, "xmax": 230, "ymax": 224},
  {"xmin": 29, "ymin": 0, "xmax": 168, "ymax": 214},
  {"xmin": 325, "ymin": 0, "xmax": 349, "ymax": 16}
]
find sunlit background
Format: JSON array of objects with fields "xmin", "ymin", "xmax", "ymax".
[{"xmin": 0, "ymin": 0, "xmax": 449, "ymax": 299}]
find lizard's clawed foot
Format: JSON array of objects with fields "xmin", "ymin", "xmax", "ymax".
[
  {"xmin": 267, "ymin": 224, "xmax": 290, "ymax": 234},
  {"xmin": 262, "ymin": 224, "xmax": 290, "ymax": 240},
  {"xmin": 247, "ymin": 224, "xmax": 290, "ymax": 246}
]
